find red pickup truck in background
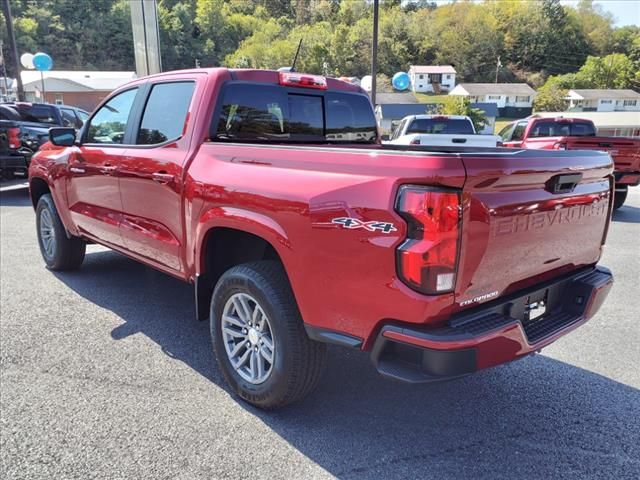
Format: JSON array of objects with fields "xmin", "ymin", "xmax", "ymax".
[
  {"xmin": 499, "ymin": 116, "xmax": 640, "ymax": 209},
  {"xmin": 29, "ymin": 69, "xmax": 614, "ymax": 409}
]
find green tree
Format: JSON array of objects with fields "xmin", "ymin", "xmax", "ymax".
[
  {"xmin": 578, "ymin": 53, "xmax": 636, "ymax": 89},
  {"xmin": 437, "ymin": 97, "xmax": 486, "ymax": 132}
]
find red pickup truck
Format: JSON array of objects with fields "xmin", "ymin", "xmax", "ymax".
[
  {"xmin": 29, "ymin": 69, "xmax": 614, "ymax": 409},
  {"xmin": 499, "ymin": 116, "xmax": 640, "ymax": 209}
]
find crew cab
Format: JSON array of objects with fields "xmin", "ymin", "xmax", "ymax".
[
  {"xmin": 29, "ymin": 69, "xmax": 614, "ymax": 409},
  {"xmin": 386, "ymin": 114, "xmax": 501, "ymax": 147},
  {"xmin": 499, "ymin": 116, "xmax": 640, "ymax": 209},
  {"xmin": 0, "ymin": 102, "xmax": 89, "ymax": 179}
]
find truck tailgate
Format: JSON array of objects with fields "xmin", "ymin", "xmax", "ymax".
[
  {"xmin": 566, "ymin": 137, "xmax": 640, "ymax": 173},
  {"xmin": 455, "ymin": 149, "xmax": 613, "ymax": 310}
]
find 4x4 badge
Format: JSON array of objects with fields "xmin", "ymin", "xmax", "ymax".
[{"xmin": 332, "ymin": 217, "xmax": 397, "ymax": 234}]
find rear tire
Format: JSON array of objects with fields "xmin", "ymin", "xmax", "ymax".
[
  {"xmin": 36, "ymin": 194, "xmax": 85, "ymax": 270},
  {"xmin": 613, "ymin": 186, "xmax": 628, "ymax": 210},
  {"xmin": 211, "ymin": 261, "xmax": 327, "ymax": 409}
]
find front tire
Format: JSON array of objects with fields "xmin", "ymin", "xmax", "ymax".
[
  {"xmin": 36, "ymin": 194, "xmax": 85, "ymax": 270},
  {"xmin": 613, "ymin": 186, "xmax": 628, "ymax": 210},
  {"xmin": 211, "ymin": 261, "xmax": 327, "ymax": 409}
]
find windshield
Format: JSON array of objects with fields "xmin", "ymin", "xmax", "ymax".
[
  {"xmin": 529, "ymin": 121, "xmax": 597, "ymax": 137},
  {"xmin": 405, "ymin": 118, "xmax": 475, "ymax": 135},
  {"xmin": 213, "ymin": 83, "xmax": 377, "ymax": 144}
]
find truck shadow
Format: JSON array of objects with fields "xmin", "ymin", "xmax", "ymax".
[
  {"xmin": 53, "ymin": 250, "xmax": 639, "ymax": 479},
  {"xmin": 611, "ymin": 205, "xmax": 640, "ymax": 224}
]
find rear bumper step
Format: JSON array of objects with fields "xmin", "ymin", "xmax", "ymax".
[{"xmin": 371, "ymin": 266, "xmax": 613, "ymax": 383}]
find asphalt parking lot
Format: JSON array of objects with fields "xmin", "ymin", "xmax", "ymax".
[{"xmin": 1, "ymin": 183, "xmax": 639, "ymax": 479}]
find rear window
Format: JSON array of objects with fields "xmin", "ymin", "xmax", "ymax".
[
  {"xmin": 212, "ymin": 83, "xmax": 377, "ymax": 143},
  {"xmin": 529, "ymin": 121, "xmax": 596, "ymax": 137},
  {"xmin": 405, "ymin": 118, "xmax": 474, "ymax": 135},
  {"xmin": 11, "ymin": 104, "xmax": 57, "ymax": 125}
]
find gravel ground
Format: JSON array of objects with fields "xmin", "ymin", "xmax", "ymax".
[{"xmin": 1, "ymin": 183, "xmax": 639, "ymax": 479}]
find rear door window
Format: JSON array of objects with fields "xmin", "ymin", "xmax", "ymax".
[
  {"xmin": 213, "ymin": 83, "xmax": 377, "ymax": 143},
  {"xmin": 137, "ymin": 81, "xmax": 195, "ymax": 145},
  {"xmin": 60, "ymin": 108, "xmax": 79, "ymax": 128}
]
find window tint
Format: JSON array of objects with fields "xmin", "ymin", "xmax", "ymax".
[
  {"xmin": 529, "ymin": 121, "xmax": 596, "ymax": 138},
  {"xmin": 325, "ymin": 93, "xmax": 377, "ymax": 142},
  {"xmin": 511, "ymin": 122, "xmax": 528, "ymax": 141},
  {"xmin": 213, "ymin": 83, "xmax": 377, "ymax": 143},
  {"xmin": 406, "ymin": 118, "xmax": 474, "ymax": 135},
  {"xmin": 86, "ymin": 88, "xmax": 138, "ymax": 144},
  {"xmin": 60, "ymin": 108, "xmax": 78, "ymax": 128},
  {"xmin": 76, "ymin": 110, "xmax": 89, "ymax": 126},
  {"xmin": 498, "ymin": 123, "xmax": 515, "ymax": 141},
  {"xmin": 13, "ymin": 104, "xmax": 57, "ymax": 124},
  {"xmin": 137, "ymin": 82, "xmax": 195, "ymax": 145}
]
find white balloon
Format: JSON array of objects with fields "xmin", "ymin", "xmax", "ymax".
[
  {"xmin": 20, "ymin": 53, "xmax": 34, "ymax": 69},
  {"xmin": 361, "ymin": 75, "xmax": 372, "ymax": 92}
]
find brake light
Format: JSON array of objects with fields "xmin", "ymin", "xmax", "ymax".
[
  {"xmin": 553, "ymin": 142, "xmax": 567, "ymax": 150},
  {"xmin": 279, "ymin": 72, "xmax": 328, "ymax": 90},
  {"xmin": 7, "ymin": 127, "xmax": 21, "ymax": 149},
  {"xmin": 395, "ymin": 186, "xmax": 461, "ymax": 294}
]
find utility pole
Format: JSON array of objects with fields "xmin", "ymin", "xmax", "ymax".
[
  {"xmin": 370, "ymin": 0, "xmax": 379, "ymax": 105},
  {"xmin": 495, "ymin": 55, "xmax": 502, "ymax": 83},
  {"xmin": 1, "ymin": 0, "xmax": 25, "ymax": 100}
]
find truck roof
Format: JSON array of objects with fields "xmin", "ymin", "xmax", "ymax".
[{"xmin": 117, "ymin": 68, "xmax": 364, "ymax": 94}]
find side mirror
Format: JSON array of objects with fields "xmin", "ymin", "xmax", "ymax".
[{"xmin": 49, "ymin": 127, "xmax": 77, "ymax": 147}]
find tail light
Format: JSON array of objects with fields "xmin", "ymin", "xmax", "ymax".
[
  {"xmin": 8, "ymin": 127, "xmax": 21, "ymax": 149},
  {"xmin": 410, "ymin": 137, "xmax": 421, "ymax": 145},
  {"xmin": 553, "ymin": 142, "xmax": 567, "ymax": 150},
  {"xmin": 279, "ymin": 72, "xmax": 327, "ymax": 90},
  {"xmin": 395, "ymin": 186, "xmax": 461, "ymax": 294}
]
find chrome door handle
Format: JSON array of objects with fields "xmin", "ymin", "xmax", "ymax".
[
  {"xmin": 152, "ymin": 172, "xmax": 174, "ymax": 184},
  {"xmin": 100, "ymin": 165, "xmax": 118, "ymax": 175},
  {"xmin": 69, "ymin": 166, "xmax": 85, "ymax": 174}
]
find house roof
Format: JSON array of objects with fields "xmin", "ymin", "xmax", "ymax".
[
  {"xmin": 451, "ymin": 83, "xmax": 536, "ymax": 96},
  {"xmin": 377, "ymin": 103, "xmax": 437, "ymax": 119},
  {"xmin": 22, "ymin": 77, "xmax": 94, "ymax": 93},
  {"xmin": 374, "ymin": 92, "xmax": 419, "ymax": 104},
  {"xmin": 567, "ymin": 89, "xmax": 640, "ymax": 100},
  {"xmin": 409, "ymin": 65, "xmax": 456, "ymax": 74},
  {"xmin": 535, "ymin": 111, "xmax": 640, "ymax": 129},
  {"xmin": 20, "ymin": 70, "xmax": 136, "ymax": 92}
]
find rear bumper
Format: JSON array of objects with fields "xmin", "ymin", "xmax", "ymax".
[{"xmin": 371, "ymin": 266, "xmax": 613, "ymax": 383}]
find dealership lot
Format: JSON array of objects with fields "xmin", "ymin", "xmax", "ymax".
[{"xmin": 1, "ymin": 185, "xmax": 638, "ymax": 479}]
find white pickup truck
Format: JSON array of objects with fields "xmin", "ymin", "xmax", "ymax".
[{"xmin": 386, "ymin": 115, "xmax": 502, "ymax": 147}]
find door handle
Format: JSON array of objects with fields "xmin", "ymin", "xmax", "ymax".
[
  {"xmin": 152, "ymin": 172, "xmax": 175, "ymax": 184},
  {"xmin": 69, "ymin": 166, "xmax": 85, "ymax": 174},
  {"xmin": 100, "ymin": 164, "xmax": 118, "ymax": 175}
]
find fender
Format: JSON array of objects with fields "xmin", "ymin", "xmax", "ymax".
[
  {"xmin": 29, "ymin": 166, "xmax": 79, "ymax": 238},
  {"xmin": 194, "ymin": 206, "xmax": 291, "ymax": 274},
  {"xmin": 192, "ymin": 206, "xmax": 292, "ymax": 320}
]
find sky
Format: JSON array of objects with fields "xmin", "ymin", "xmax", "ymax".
[
  {"xmin": 561, "ymin": 0, "xmax": 640, "ymax": 27},
  {"xmin": 431, "ymin": 1, "xmax": 640, "ymax": 27}
]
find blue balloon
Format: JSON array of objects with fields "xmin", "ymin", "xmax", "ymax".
[
  {"xmin": 33, "ymin": 52, "xmax": 53, "ymax": 72},
  {"xmin": 392, "ymin": 72, "xmax": 410, "ymax": 91}
]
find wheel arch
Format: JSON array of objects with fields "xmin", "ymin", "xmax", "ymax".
[{"xmin": 194, "ymin": 207, "xmax": 293, "ymax": 321}]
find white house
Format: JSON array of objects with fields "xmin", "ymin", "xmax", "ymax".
[
  {"xmin": 565, "ymin": 89, "xmax": 640, "ymax": 112},
  {"xmin": 449, "ymin": 83, "xmax": 536, "ymax": 117},
  {"xmin": 408, "ymin": 65, "xmax": 456, "ymax": 94}
]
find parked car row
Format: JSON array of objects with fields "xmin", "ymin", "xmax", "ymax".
[{"xmin": 0, "ymin": 102, "xmax": 89, "ymax": 179}]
